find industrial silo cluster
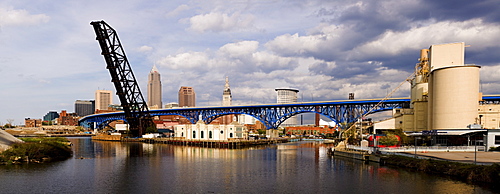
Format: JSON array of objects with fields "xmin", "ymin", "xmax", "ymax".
[{"xmin": 398, "ymin": 42, "xmax": 482, "ymax": 131}]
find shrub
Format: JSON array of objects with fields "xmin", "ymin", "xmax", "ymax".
[
  {"xmin": 489, "ymin": 146, "xmax": 500, "ymax": 151},
  {"xmin": 378, "ymin": 134, "xmax": 399, "ymax": 146},
  {"xmin": 0, "ymin": 137, "xmax": 72, "ymax": 164}
]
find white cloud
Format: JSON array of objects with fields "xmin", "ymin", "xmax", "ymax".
[
  {"xmin": 0, "ymin": 7, "xmax": 49, "ymax": 26},
  {"xmin": 353, "ymin": 19, "xmax": 500, "ymax": 59},
  {"xmin": 265, "ymin": 24, "xmax": 349, "ymax": 60},
  {"xmin": 252, "ymin": 51, "xmax": 296, "ymax": 71},
  {"xmin": 166, "ymin": 4, "xmax": 190, "ymax": 18},
  {"xmin": 218, "ymin": 41, "xmax": 259, "ymax": 59},
  {"xmin": 188, "ymin": 12, "xmax": 255, "ymax": 32},
  {"xmin": 158, "ymin": 51, "xmax": 210, "ymax": 70},
  {"xmin": 137, "ymin": 45, "xmax": 153, "ymax": 53},
  {"xmin": 480, "ymin": 64, "xmax": 500, "ymax": 83}
]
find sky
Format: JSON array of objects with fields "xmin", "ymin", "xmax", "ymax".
[{"xmin": 1, "ymin": 0, "xmax": 500, "ymax": 126}]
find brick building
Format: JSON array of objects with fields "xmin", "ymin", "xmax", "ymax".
[
  {"xmin": 57, "ymin": 110, "xmax": 79, "ymax": 126},
  {"xmin": 25, "ymin": 118, "xmax": 42, "ymax": 127},
  {"xmin": 285, "ymin": 125, "xmax": 337, "ymax": 136}
]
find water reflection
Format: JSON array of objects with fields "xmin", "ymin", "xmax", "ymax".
[{"xmin": 0, "ymin": 137, "xmax": 494, "ymax": 193}]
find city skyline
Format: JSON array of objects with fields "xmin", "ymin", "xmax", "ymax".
[{"xmin": 1, "ymin": 0, "xmax": 499, "ymax": 125}]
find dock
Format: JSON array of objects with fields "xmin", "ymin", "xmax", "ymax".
[
  {"xmin": 92, "ymin": 134, "xmax": 290, "ymax": 148},
  {"xmin": 328, "ymin": 147, "xmax": 381, "ymax": 162}
]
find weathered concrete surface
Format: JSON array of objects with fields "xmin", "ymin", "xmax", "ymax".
[
  {"xmin": 0, "ymin": 130, "xmax": 23, "ymax": 152},
  {"xmin": 403, "ymin": 151, "xmax": 500, "ymax": 164}
]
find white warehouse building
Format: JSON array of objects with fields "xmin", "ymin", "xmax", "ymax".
[{"xmin": 174, "ymin": 121, "xmax": 248, "ymax": 141}]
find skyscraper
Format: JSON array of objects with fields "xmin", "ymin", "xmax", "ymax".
[
  {"xmin": 178, "ymin": 86, "xmax": 195, "ymax": 107},
  {"xmin": 148, "ymin": 65, "xmax": 162, "ymax": 109},
  {"xmin": 222, "ymin": 76, "xmax": 232, "ymax": 106},
  {"xmin": 95, "ymin": 90, "xmax": 113, "ymax": 111},
  {"xmin": 275, "ymin": 88, "xmax": 299, "ymax": 126},
  {"xmin": 75, "ymin": 100, "xmax": 95, "ymax": 116}
]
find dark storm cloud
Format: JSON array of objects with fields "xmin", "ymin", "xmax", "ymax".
[
  {"xmin": 315, "ymin": 1, "xmax": 430, "ymax": 46},
  {"xmin": 421, "ymin": 0, "xmax": 500, "ymax": 23},
  {"xmin": 465, "ymin": 46, "xmax": 500, "ymax": 66},
  {"xmin": 301, "ymin": 0, "xmax": 500, "ymax": 81}
]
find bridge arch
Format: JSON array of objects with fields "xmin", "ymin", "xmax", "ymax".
[
  {"xmin": 276, "ymin": 111, "xmax": 337, "ymax": 128},
  {"xmin": 202, "ymin": 112, "xmax": 269, "ymax": 127},
  {"xmin": 149, "ymin": 112, "xmax": 199, "ymax": 124},
  {"xmin": 79, "ymin": 98, "xmax": 413, "ymax": 130}
]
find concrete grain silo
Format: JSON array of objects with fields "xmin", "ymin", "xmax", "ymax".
[
  {"xmin": 427, "ymin": 42, "xmax": 480, "ymax": 129},
  {"xmin": 429, "ymin": 65, "xmax": 480, "ymax": 129}
]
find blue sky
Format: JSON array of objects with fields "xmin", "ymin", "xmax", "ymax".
[{"xmin": 1, "ymin": 0, "xmax": 500, "ymax": 125}]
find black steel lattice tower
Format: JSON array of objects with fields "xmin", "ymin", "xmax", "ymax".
[{"xmin": 90, "ymin": 20, "xmax": 154, "ymax": 136}]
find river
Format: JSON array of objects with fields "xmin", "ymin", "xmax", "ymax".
[{"xmin": 0, "ymin": 137, "xmax": 495, "ymax": 193}]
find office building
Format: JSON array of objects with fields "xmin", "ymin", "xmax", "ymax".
[
  {"xmin": 275, "ymin": 87, "xmax": 299, "ymax": 126},
  {"xmin": 43, "ymin": 111, "xmax": 59, "ymax": 121},
  {"xmin": 75, "ymin": 100, "xmax": 95, "ymax": 117},
  {"xmin": 95, "ymin": 90, "xmax": 113, "ymax": 111},
  {"xmin": 178, "ymin": 86, "xmax": 195, "ymax": 107},
  {"xmin": 148, "ymin": 65, "xmax": 162, "ymax": 109}
]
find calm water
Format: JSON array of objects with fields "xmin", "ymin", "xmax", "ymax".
[{"xmin": 0, "ymin": 137, "xmax": 495, "ymax": 193}]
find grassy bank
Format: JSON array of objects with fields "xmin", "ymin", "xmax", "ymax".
[
  {"xmin": 381, "ymin": 155, "xmax": 500, "ymax": 184},
  {"xmin": 0, "ymin": 137, "xmax": 72, "ymax": 164}
]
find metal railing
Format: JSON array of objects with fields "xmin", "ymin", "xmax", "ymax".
[{"xmin": 345, "ymin": 145, "xmax": 486, "ymax": 152}]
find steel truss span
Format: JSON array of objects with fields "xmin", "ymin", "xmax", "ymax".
[
  {"xmin": 79, "ymin": 98, "xmax": 411, "ymax": 130},
  {"xmin": 79, "ymin": 95, "xmax": 500, "ymax": 130}
]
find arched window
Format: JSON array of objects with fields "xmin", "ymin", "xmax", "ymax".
[
  {"xmin": 193, "ymin": 131, "xmax": 196, "ymax": 138},
  {"xmin": 201, "ymin": 131, "xmax": 204, "ymax": 138},
  {"xmin": 209, "ymin": 131, "xmax": 213, "ymax": 139}
]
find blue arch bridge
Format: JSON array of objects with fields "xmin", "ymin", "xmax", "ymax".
[{"xmin": 79, "ymin": 95, "xmax": 500, "ymax": 130}]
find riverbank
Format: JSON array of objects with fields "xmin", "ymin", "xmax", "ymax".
[
  {"xmin": 0, "ymin": 137, "xmax": 72, "ymax": 164},
  {"xmin": 5, "ymin": 128, "xmax": 93, "ymax": 137},
  {"xmin": 329, "ymin": 147, "xmax": 500, "ymax": 185},
  {"xmin": 381, "ymin": 155, "xmax": 500, "ymax": 184}
]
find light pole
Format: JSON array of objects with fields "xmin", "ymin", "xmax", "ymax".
[
  {"xmin": 475, "ymin": 139, "xmax": 484, "ymax": 165},
  {"xmin": 414, "ymin": 137, "xmax": 421, "ymax": 158}
]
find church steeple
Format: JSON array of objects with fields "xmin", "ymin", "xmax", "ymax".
[{"xmin": 222, "ymin": 76, "xmax": 232, "ymax": 106}]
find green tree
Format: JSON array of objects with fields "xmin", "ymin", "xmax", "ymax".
[
  {"xmin": 145, "ymin": 125, "xmax": 158, "ymax": 134},
  {"xmin": 378, "ymin": 134, "xmax": 399, "ymax": 146}
]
